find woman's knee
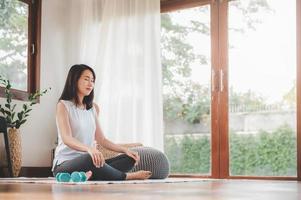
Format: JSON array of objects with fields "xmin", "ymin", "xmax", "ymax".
[
  {"xmin": 126, "ymin": 155, "xmax": 136, "ymax": 165},
  {"xmin": 81, "ymin": 153, "xmax": 94, "ymax": 163},
  {"xmin": 122, "ymin": 154, "xmax": 136, "ymax": 165},
  {"xmin": 52, "ymin": 154, "xmax": 95, "ymax": 177}
]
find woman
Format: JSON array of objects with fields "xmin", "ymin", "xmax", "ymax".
[{"xmin": 52, "ymin": 64, "xmax": 151, "ymax": 180}]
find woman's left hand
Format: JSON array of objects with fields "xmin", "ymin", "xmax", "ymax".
[{"xmin": 125, "ymin": 150, "xmax": 140, "ymax": 166}]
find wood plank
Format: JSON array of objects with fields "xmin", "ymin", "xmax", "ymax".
[
  {"xmin": 210, "ymin": 0, "xmax": 220, "ymax": 179},
  {"xmin": 161, "ymin": 0, "xmax": 211, "ymax": 13},
  {"xmin": 297, "ymin": 0, "xmax": 301, "ymax": 181},
  {"xmin": 218, "ymin": 0, "xmax": 229, "ymax": 179},
  {"xmin": 0, "ymin": 180, "xmax": 300, "ymax": 200}
]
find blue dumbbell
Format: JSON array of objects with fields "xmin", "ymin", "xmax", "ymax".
[
  {"xmin": 79, "ymin": 171, "xmax": 87, "ymax": 182},
  {"xmin": 71, "ymin": 171, "xmax": 87, "ymax": 182},
  {"xmin": 56, "ymin": 173, "xmax": 71, "ymax": 182},
  {"xmin": 56, "ymin": 172, "xmax": 87, "ymax": 182}
]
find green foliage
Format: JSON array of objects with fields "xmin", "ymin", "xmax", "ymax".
[
  {"xmin": 229, "ymin": 0, "xmax": 272, "ymax": 32},
  {"xmin": 164, "ymin": 82, "xmax": 210, "ymax": 123},
  {"xmin": 165, "ymin": 135, "xmax": 210, "ymax": 174},
  {"xmin": 165, "ymin": 125, "xmax": 296, "ymax": 176},
  {"xmin": 162, "ymin": 1, "xmax": 295, "ymax": 176},
  {"xmin": 0, "ymin": 75, "xmax": 51, "ymax": 129},
  {"xmin": 161, "ymin": 11, "xmax": 210, "ymax": 124},
  {"xmin": 230, "ymin": 125, "xmax": 296, "ymax": 176},
  {"xmin": 161, "ymin": 1, "xmax": 272, "ymax": 124},
  {"xmin": 0, "ymin": 0, "xmax": 28, "ymax": 90}
]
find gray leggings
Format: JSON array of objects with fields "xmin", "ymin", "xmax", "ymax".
[{"xmin": 53, "ymin": 153, "xmax": 135, "ymax": 180}]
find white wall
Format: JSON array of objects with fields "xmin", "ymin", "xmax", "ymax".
[{"xmin": 0, "ymin": 0, "xmax": 70, "ymax": 167}]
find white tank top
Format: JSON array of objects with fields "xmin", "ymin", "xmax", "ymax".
[{"xmin": 52, "ymin": 100, "xmax": 97, "ymax": 171}]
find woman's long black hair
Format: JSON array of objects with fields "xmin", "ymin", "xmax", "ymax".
[{"xmin": 59, "ymin": 64, "xmax": 96, "ymax": 110}]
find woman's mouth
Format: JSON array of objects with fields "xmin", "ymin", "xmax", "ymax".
[{"xmin": 86, "ymin": 88, "xmax": 93, "ymax": 92}]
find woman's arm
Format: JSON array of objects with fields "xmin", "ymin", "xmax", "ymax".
[
  {"xmin": 57, "ymin": 101, "xmax": 103, "ymax": 167},
  {"xmin": 94, "ymin": 103, "xmax": 139, "ymax": 164},
  {"xmin": 93, "ymin": 103, "xmax": 127, "ymax": 153}
]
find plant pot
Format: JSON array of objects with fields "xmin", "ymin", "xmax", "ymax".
[{"xmin": 8, "ymin": 128, "xmax": 22, "ymax": 177}]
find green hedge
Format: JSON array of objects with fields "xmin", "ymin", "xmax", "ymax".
[{"xmin": 165, "ymin": 125, "xmax": 297, "ymax": 176}]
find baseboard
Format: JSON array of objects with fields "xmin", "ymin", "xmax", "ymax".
[
  {"xmin": 20, "ymin": 167, "xmax": 53, "ymax": 177},
  {"xmin": 0, "ymin": 167, "xmax": 53, "ymax": 177}
]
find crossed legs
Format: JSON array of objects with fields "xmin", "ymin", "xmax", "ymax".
[{"xmin": 53, "ymin": 153, "xmax": 151, "ymax": 180}]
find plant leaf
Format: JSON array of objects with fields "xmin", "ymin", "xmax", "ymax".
[
  {"xmin": 12, "ymin": 104, "xmax": 17, "ymax": 111},
  {"xmin": 25, "ymin": 109, "xmax": 32, "ymax": 113},
  {"xmin": 17, "ymin": 112, "xmax": 23, "ymax": 120},
  {"xmin": 4, "ymin": 110, "xmax": 11, "ymax": 116},
  {"xmin": 19, "ymin": 119, "xmax": 26, "ymax": 127},
  {"xmin": 11, "ymin": 113, "xmax": 15, "ymax": 121}
]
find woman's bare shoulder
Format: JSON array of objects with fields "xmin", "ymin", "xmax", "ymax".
[{"xmin": 57, "ymin": 100, "xmax": 68, "ymax": 113}]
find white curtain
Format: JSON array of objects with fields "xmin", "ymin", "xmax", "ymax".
[
  {"xmin": 95, "ymin": 0, "xmax": 163, "ymax": 150},
  {"xmin": 56, "ymin": 0, "xmax": 163, "ymax": 150}
]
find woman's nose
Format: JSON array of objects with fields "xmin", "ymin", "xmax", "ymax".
[{"xmin": 89, "ymin": 81, "xmax": 94, "ymax": 86}]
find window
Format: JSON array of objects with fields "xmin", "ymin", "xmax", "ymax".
[
  {"xmin": 161, "ymin": 6, "xmax": 212, "ymax": 175},
  {"xmin": 0, "ymin": 0, "xmax": 41, "ymax": 100},
  {"xmin": 161, "ymin": 0, "xmax": 301, "ymax": 180},
  {"xmin": 228, "ymin": 0, "xmax": 297, "ymax": 177}
]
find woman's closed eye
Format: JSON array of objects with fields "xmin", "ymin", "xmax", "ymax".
[{"xmin": 85, "ymin": 78, "xmax": 94, "ymax": 83}]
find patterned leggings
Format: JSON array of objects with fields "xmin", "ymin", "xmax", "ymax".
[{"xmin": 53, "ymin": 153, "xmax": 135, "ymax": 180}]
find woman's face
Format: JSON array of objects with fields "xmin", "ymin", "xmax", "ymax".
[{"xmin": 77, "ymin": 69, "xmax": 95, "ymax": 97}]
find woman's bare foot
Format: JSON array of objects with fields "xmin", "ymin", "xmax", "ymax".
[
  {"xmin": 85, "ymin": 171, "xmax": 93, "ymax": 180},
  {"xmin": 125, "ymin": 170, "xmax": 152, "ymax": 180}
]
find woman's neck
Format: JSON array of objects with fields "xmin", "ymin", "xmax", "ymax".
[
  {"xmin": 77, "ymin": 94, "xmax": 84, "ymax": 104},
  {"xmin": 75, "ymin": 95, "xmax": 85, "ymax": 109}
]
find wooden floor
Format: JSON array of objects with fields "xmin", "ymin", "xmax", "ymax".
[{"xmin": 0, "ymin": 179, "xmax": 300, "ymax": 200}]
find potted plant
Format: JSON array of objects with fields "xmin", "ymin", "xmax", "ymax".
[{"xmin": 0, "ymin": 75, "xmax": 50, "ymax": 177}]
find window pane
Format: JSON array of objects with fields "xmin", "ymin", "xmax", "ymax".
[
  {"xmin": 161, "ymin": 6, "xmax": 212, "ymax": 174},
  {"xmin": 0, "ymin": 0, "xmax": 28, "ymax": 91},
  {"xmin": 228, "ymin": 0, "xmax": 297, "ymax": 176}
]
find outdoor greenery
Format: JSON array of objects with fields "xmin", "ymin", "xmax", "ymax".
[
  {"xmin": 161, "ymin": 10, "xmax": 210, "ymax": 124},
  {"xmin": 230, "ymin": 124, "xmax": 296, "ymax": 176},
  {"xmin": 0, "ymin": 1, "xmax": 51, "ymax": 129},
  {"xmin": 162, "ymin": 0, "xmax": 297, "ymax": 176},
  {"xmin": 0, "ymin": 0, "xmax": 28, "ymax": 90},
  {"xmin": 165, "ymin": 125, "xmax": 296, "ymax": 176},
  {"xmin": 165, "ymin": 134, "xmax": 210, "ymax": 174},
  {"xmin": 161, "ymin": 1, "xmax": 274, "ymax": 124}
]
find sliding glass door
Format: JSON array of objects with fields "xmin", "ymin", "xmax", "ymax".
[
  {"xmin": 161, "ymin": 4, "xmax": 213, "ymax": 175},
  {"xmin": 228, "ymin": 0, "xmax": 297, "ymax": 177},
  {"xmin": 161, "ymin": 0, "xmax": 300, "ymax": 179}
]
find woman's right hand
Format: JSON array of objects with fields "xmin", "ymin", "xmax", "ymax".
[{"xmin": 87, "ymin": 147, "xmax": 104, "ymax": 168}]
